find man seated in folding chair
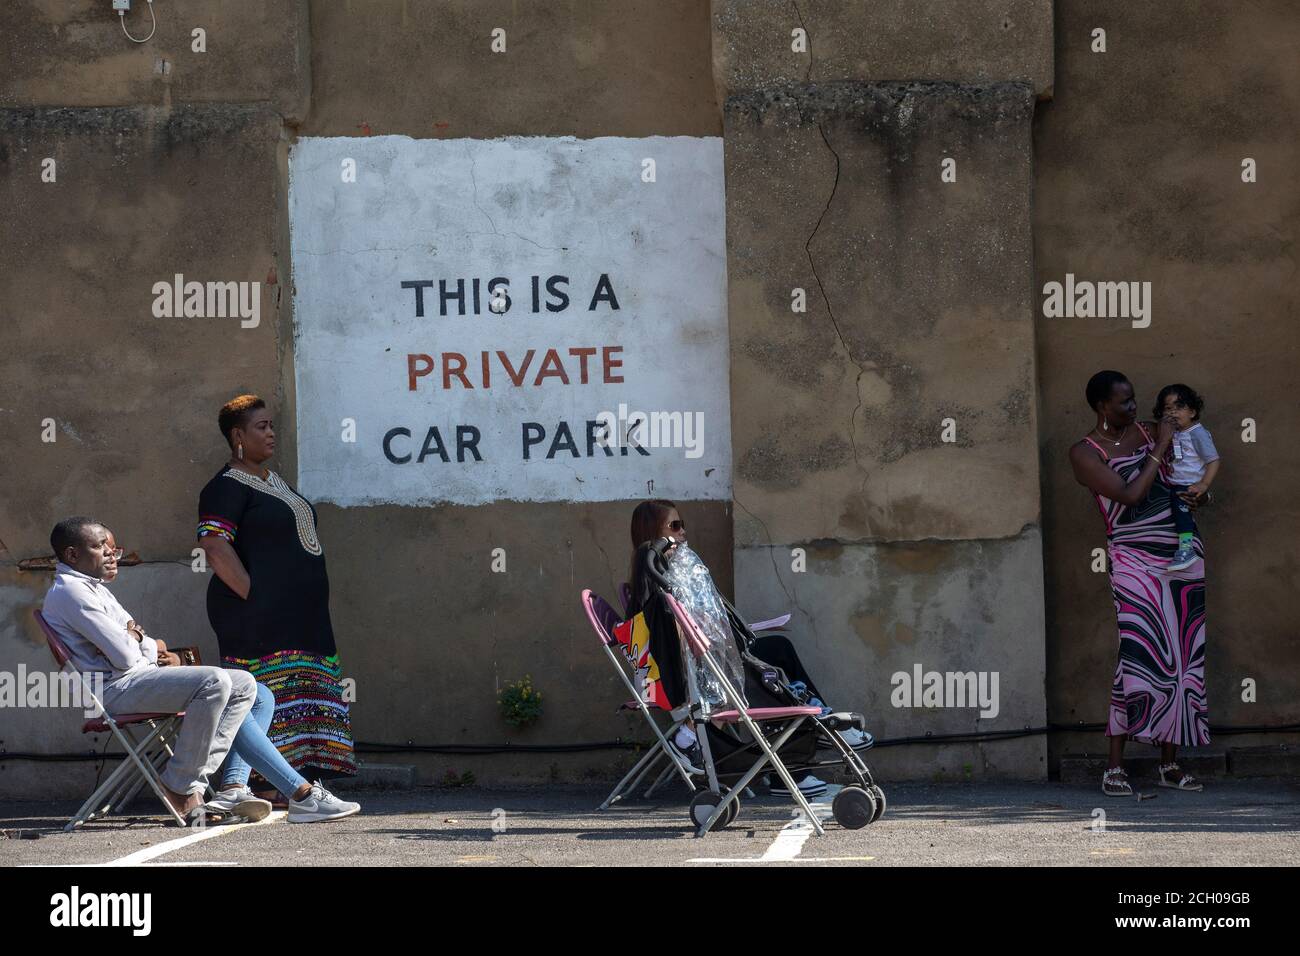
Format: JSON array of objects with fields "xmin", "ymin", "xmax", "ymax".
[{"xmin": 41, "ymin": 516, "xmax": 360, "ymax": 826}]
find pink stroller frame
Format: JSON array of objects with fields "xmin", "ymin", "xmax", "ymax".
[{"xmin": 580, "ymin": 589, "xmax": 700, "ymax": 809}]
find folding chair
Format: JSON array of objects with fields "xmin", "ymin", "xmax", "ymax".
[
  {"xmin": 580, "ymin": 589, "xmax": 700, "ymax": 809},
  {"xmin": 619, "ymin": 581, "xmax": 791, "ymax": 633},
  {"xmin": 33, "ymin": 610, "xmax": 187, "ymax": 830},
  {"xmin": 662, "ymin": 592, "xmax": 829, "ymax": 838}
]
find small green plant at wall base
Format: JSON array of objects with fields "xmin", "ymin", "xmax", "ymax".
[
  {"xmin": 440, "ymin": 769, "xmax": 475, "ymax": 789},
  {"xmin": 499, "ymin": 675, "xmax": 543, "ymax": 728}
]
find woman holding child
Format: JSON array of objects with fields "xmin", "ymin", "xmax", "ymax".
[{"xmin": 1069, "ymin": 371, "xmax": 1213, "ymax": 797}]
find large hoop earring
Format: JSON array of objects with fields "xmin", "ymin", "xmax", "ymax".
[{"xmin": 237, "ymin": 442, "xmax": 244, "ymax": 460}]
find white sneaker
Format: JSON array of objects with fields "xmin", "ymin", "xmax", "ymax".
[
  {"xmin": 770, "ymin": 774, "xmax": 828, "ymax": 798},
  {"xmin": 205, "ymin": 785, "xmax": 273, "ymax": 822},
  {"xmin": 287, "ymin": 781, "xmax": 361, "ymax": 824},
  {"xmin": 817, "ymin": 727, "xmax": 873, "ymax": 751},
  {"xmin": 668, "ymin": 739, "xmax": 704, "ymax": 775}
]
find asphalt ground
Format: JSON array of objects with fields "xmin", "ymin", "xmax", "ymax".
[{"xmin": 3, "ymin": 778, "xmax": 1298, "ymax": 868}]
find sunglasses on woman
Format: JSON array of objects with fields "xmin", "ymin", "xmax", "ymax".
[{"xmin": 669, "ymin": 520, "xmax": 686, "ymax": 532}]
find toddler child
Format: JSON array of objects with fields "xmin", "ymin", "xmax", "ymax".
[{"xmin": 1154, "ymin": 383, "xmax": 1220, "ymax": 571}]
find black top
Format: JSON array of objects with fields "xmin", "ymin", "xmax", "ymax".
[{"xmin": 198, "ymin": 466, "xmax": 335, "ymax": 660}]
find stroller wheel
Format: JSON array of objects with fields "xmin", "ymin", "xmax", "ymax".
[
  {"xmin": 866, "ymin": 784, "xmax": 886, "ymax": 822},
  {"xmin": 725, "ymin": 794, "xmax": 741, "ymax": 826},
  {"xmin": 831, "ymin": 785, "xmax": 877, "ymax": 830},
  {"xmin": 689, "ymin": 790, "xmax": 739, "ymax": 832}
]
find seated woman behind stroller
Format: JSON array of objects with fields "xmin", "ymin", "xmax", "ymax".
[{"xmin": 626, "ymin": 499, "xmax": 869, "ymax": 798}]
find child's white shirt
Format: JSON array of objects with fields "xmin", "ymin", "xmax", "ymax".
[{"xmin": 1168, "ymin": 422, "xmax": 1219, "ymax": 486}]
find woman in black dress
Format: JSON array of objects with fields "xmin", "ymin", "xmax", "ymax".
[{"xmin": 197, "ymin": 395, "xmax": 356, "ymax": 786}]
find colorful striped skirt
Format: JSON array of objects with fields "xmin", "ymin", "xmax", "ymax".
[{"xmin": 223, "ymin": 650, "xmax": 357, "ymax": 777}]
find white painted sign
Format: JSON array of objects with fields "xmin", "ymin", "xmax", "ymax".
[{"xmin": 288, "ymin": 135, "xmax": 732, "ymax": 506}]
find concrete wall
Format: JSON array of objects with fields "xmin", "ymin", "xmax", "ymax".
[
  {"xmin": 4, "ymin": 0, "xmax": 1295, "ymax": 799},
  {"xmin": 716, "ymin": 1, "xmax": 1053, "ymax": 779},
  {"xmin": 0, "ymin": 0, "xmax": 731, "ymax": 799},
  {"xmin": 0, "ymin": 102, "xmax": 292, "ymax": 799},
  {"xmin": 1035, "ymin": 0, "xmax": 1300, "ymax": 769},
  {"xmin": 0, "ymin": 0, "xmax": 310, "ymax": 118},
  {"xmin": 712, "ymin": 0, "xmax": 1054, "ymax": 97},
  {"xmin": 304, "ymin": 0, "xmax": 719, "ymax": 139}
]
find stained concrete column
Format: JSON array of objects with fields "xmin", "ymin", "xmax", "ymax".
[
  {"xmin": 713, "ymin": 1, "xmax": 1054, "ymax": 778},
  {"xmin": 0, "ymin": 0, "xmax": 305, "ymax": 801}
]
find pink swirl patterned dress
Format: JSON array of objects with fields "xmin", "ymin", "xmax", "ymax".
[{"xmin": 1083, "ymin": 422, "xmax": 1210, "ymax": 746}]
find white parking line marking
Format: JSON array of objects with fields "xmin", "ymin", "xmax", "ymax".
[
  {"xmin": 763, "ymin": 784, "xmax": 838, "ymax": 860},
  {"xmin": 687, "ymin": 785, "xmax": 840, "ymax": 864},
  {"xmin": 760, "ymin": 818, "xmax": 818, "ymax": 861},
  {"xmin": 105, "ymin": 811, "xmax": 286, "ymax": 867},
  {"xmin": 687, "ymin": 856, "xmax": 874, "ymax": 864}
]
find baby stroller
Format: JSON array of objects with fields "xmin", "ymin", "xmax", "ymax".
[{"xmin": 637, "ymin": 538, "xmax": 887, "ymax": 837}]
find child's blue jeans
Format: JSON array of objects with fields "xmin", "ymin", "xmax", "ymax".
[{"xmin": 1169, "ymin": 483, "xmax": 1196, "ymax": 536}]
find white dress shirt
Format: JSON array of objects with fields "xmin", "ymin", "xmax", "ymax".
[{"xmin": 42, "ymin": 563, "xmax": 159, "ymax": 684}]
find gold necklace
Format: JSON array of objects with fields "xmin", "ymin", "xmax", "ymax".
[{"xmin": 1094, "ymin": 423, "xmax": 1129, "ymax": 447}]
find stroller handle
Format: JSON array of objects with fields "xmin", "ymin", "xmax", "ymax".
[{"xmin": 636, "ymin": 538, "xmax": 676, "ymax": 592}]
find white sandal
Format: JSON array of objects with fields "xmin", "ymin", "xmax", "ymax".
[
  {"xmin": 1158, "ymin": 762, "xmax": 1203, "ymax": 791},
  {"xmin": 1102, "ymin": 767, "xmax": 1132, "ymax": 796}
]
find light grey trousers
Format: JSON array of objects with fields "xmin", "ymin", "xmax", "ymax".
[{"xmin": 102, "ymin": 665, "xmax": 256, "ymax": 796}]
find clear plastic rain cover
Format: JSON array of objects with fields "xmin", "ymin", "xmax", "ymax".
[{"xmin": 663, "ymin": 543, "xmax": 747, "ymax": 712}]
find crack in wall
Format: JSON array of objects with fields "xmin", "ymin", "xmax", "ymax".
[
  {"xmin": 733, "ymin": 493, "xmax": 797, "ymax": 612},
  {"xmin": 805, "ymin": 119, "xmax": 874, "ymax": 534},
  {"xmin": 464, "ymin": 143, "xmax": 566, "ymax": 253},
  {"xmin": 466, "ymin": 144, "xmax": 497, "ymax": 236},
  {"xmin": 738, "ymin": 542, "xmax": 826, "ymax": 646},
  {"xmin": 464, "ymin": 230, "xmax": 567, "ymax": 252}
]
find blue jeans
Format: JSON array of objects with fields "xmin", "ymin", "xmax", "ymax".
[
  {"xmin": 217, "ymin": 682, "xmax": 308, "ymax": 798},
  {"xmin": 1170, "ymin": 483, "xmax": 1196, "ymax": 536}
]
